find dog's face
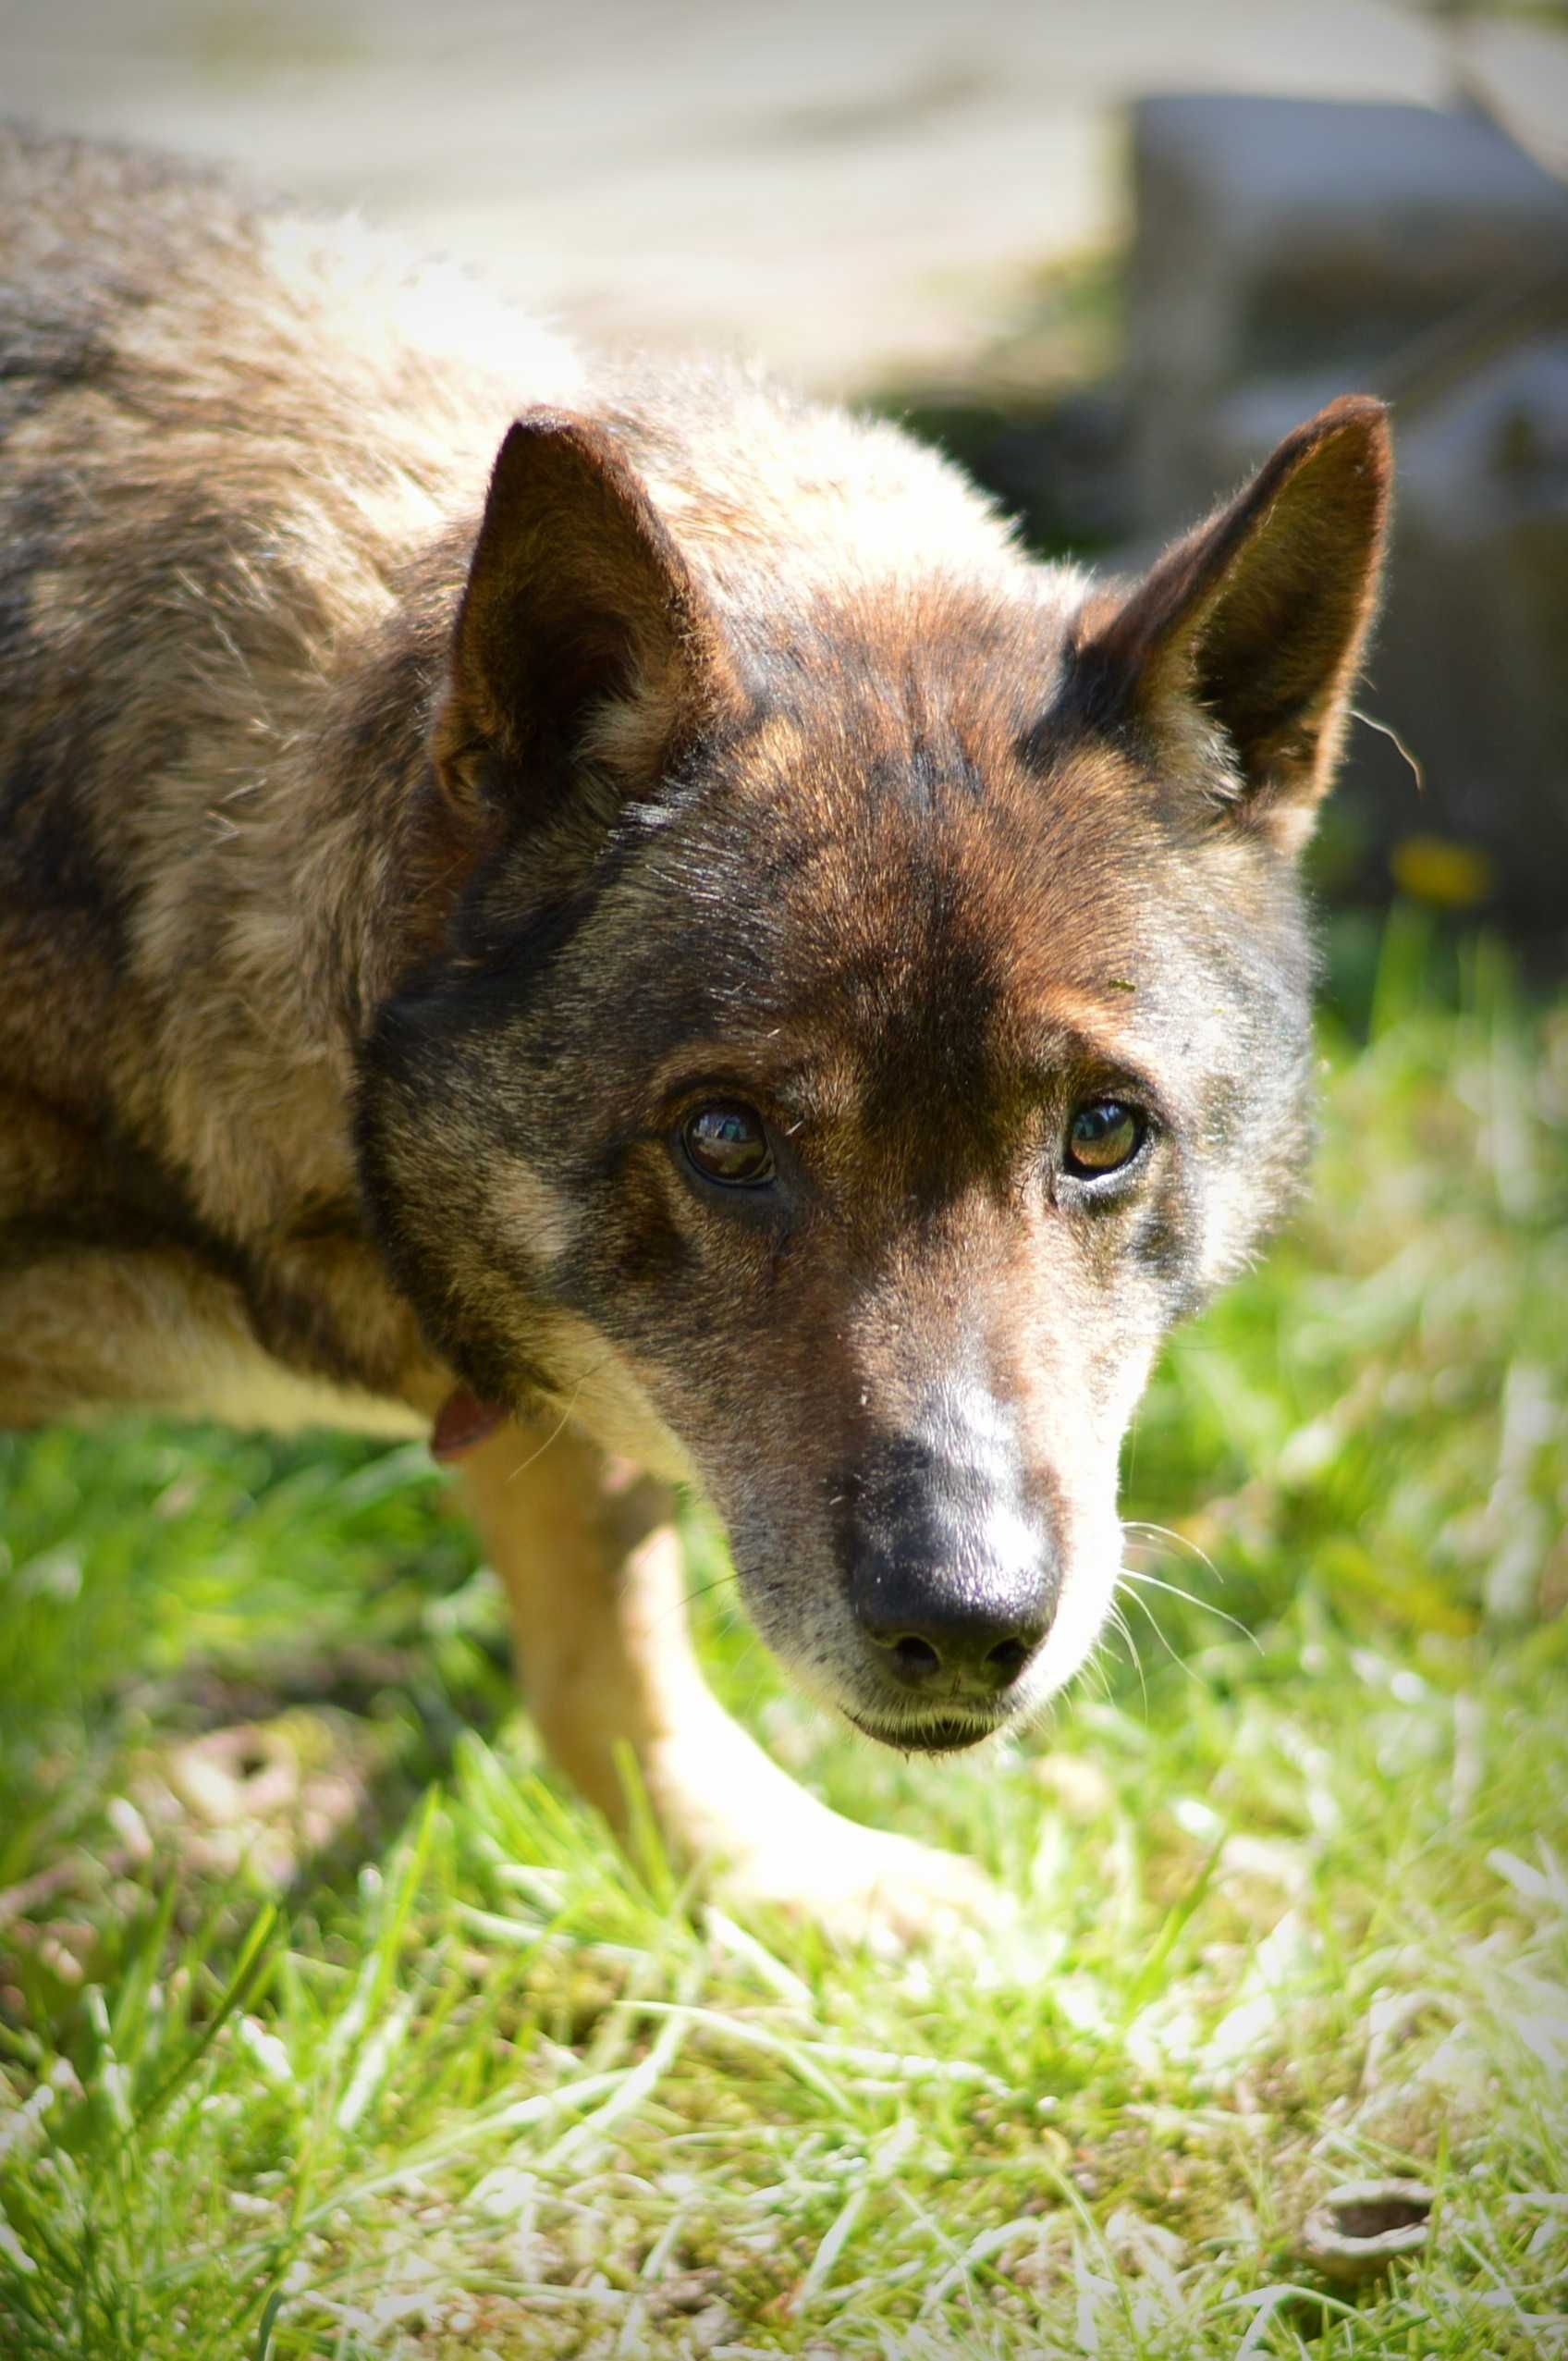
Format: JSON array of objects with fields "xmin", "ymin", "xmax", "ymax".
[{"xmin": 359, "ymin": 399, "xmax": 1390, "ymax": 1751}]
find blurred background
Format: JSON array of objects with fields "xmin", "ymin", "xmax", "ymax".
[{"xmin": 6, "ymin": 0, "xmax": 1568, "ymax": 961}]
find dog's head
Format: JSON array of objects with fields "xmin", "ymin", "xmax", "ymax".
[{"xmin": 358, "ymin": 395, "xmax": 1390, "ymax": 1750}]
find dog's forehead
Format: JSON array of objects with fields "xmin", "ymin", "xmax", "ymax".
[{"xmin": 678, "ymin": 680, "xmax": 1182, "ymax": 1079}]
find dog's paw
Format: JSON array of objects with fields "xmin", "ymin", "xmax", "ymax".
[
  {"xmin": 716, "ymin": 1813, "xmax": 1013, "ymax": 1956},
  {"xmin": 644, "ymin": 1711, "xmax": 1009, "ymax": 1953}
]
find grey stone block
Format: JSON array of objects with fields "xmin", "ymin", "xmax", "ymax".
[
  {"xmin": 1125, "ymin": 92, "xmax": 1568, "ymax": 940},
  {"xmin": 1129, "ymin": 92, "xmax": 1568, "ymax": 529}
]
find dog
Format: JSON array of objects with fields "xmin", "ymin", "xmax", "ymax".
[{"xmin": 0, "ymin": 125, "xmax": 1390, "ymax": 1940}]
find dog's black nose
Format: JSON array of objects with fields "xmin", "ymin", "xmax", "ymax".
[
  {"xmin": 845, "ymin": 1492, "xmax": 1053, "ymax": 1700},
  {"xmin": 843, "ymin": 1422, "xmax": 1058, "ymax": 1703},
  {"xmin": 858, "ymin": 1586, "xmax": 1052, "ymax": 1697}
]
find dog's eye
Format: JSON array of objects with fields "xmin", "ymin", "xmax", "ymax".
[
  {"xmin": 1064, "ymin": 1099, "xmax": 1144, "ymax": 1178},
  {"xmin": 681, "ymin": 1102, "xmax": 776, "ymax": 1187}
]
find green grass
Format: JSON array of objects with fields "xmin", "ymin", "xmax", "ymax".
[{"xmin": 2, "ymin": 910, "xmax": 1565, "ymax": 2359}]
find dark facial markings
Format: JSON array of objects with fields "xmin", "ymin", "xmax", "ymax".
[{"xmin": 639, "ymin": 1026, "xmax": 1173, "ymax": 1260}]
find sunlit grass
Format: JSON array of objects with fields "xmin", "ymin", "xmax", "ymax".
[{"xmin": 2, "ymin": 910, "xmax": 1565, "ymax": 2357}]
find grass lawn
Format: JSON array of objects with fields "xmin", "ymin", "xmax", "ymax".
[{"xmin": 1, "ymin": 910, "xmax": 1564, "ymax": 2359}]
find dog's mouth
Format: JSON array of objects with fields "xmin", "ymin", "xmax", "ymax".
[{"xmin": 845, "ymin": 1708, "xmax": 1000, "ymax": 1756}]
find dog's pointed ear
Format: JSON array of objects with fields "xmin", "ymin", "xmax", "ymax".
[
  {"xmin": 1074, "ymin": 397, "xmax": 1392, "ymax": 852},
  {"xmin": 434, "ymin": 411, "xmax": 741, "ymax": 818}
]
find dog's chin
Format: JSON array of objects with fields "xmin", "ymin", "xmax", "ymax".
[{"xmin": 844, "ymin": 1708, "xmax": 1001, "ymax": 1756}]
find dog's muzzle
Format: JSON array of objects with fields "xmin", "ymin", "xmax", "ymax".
[{"xmin": 839, "ymin": 1413, "xmax": 1060, "ymax": 1736}]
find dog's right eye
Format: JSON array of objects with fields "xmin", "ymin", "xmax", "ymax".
[
  {"xmin": 1063, "ymin": 1098, "xmax": 1145, "ymax": 1179},
  {"xmin": 680, "ymin": 1102, "xmax": 776, "ymax": 1187}
]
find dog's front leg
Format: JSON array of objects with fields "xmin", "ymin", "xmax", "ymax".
[{"xmin": 453, "ymin": 1417, "xmax": 1006, "ymax": 1948}]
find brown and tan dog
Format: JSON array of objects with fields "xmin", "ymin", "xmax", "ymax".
[{"xmin": 0, "ymin": 127, "xmax": 1390, "ymax": 1938}]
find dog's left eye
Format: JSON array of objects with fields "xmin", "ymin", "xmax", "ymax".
[
  {"xmin": 681, "ymin": 1102, "xmax": 776, "ymax": 1187},
  {"xmin": 1064, "ymin": 1099, "xmax": 1145, "ymax": 1178}
]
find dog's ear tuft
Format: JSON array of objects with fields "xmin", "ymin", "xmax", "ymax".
[
  {"xmin": 434, "ymin": 411, "xmax": 741, "ymax": 821},
  {"xmin": 1074, "ymin": 397, "xmax": 1392, "ymax": 852}
]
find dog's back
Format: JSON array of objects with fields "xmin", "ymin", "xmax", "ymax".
[
  {"xmin": 0, "ymin": 124, "xmax": 578, "ymax": 1127},
  {"xmin": 0, "ymin": 129, "xmax": 578, "ymax": 1419}
]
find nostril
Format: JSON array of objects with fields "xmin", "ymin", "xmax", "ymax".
[
  {"xmin": 985, "ymin": 1634, "xmax": 1034, "ymax": 1681},
  {"xmin": 888, "ymin": 1634, "xmax": 941, "ymax": 1676}
]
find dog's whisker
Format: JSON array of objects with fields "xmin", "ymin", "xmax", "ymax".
[
  {"xmin": 1118, "ymin": 1566, "xmax": 1260, "ymax": 1648},
  {"xmin": 500, "ymin": 1347, "xmax": 621, "ymax": 1482},
  {"xmin": 680, "ymin": 1571, "xmax": 738, "ymax": 1608},
  {"xmin": 1121, "ymin": 1519, "xmax": 1224, "ymax": 1583},
  {"xmin": 1102, "ymin": 1598, "xmax": 1151, "ymax": 1714},
  {"xmin": 1113, "ymin": 1580, "xmax": 1206, "ymax": 1689},
  {"xmin": 502, "ymin": 1395, "xmax": 585, "ymax": 1482}
]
